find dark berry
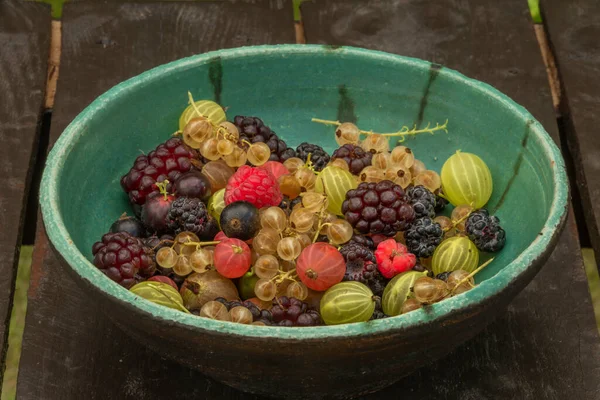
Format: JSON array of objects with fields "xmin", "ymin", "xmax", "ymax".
[
  {"xmin": 166, "ymin": 197, "xmax": 218, "ymax": 240},
  {"xmin": 174, "ymin": 171, "xmax": 212, "ymax": 201},
  {"xmin": 370, "ymin": 309, "xmax": 388, "ymax": 320},
  {"xmin": 465, "ymin": 209, "xmax": 506, "ymax": 252},
  {"xmin": 342, "ymin": 180, "xmax": 415, "ymax": 236},
  {"xmin": 268, "ymin": 296, "xmax": 322, "ymax": 326},
  {"xmin": 332, "ymin": 144, "xmax": 373, "ymax": 175},
  {"xmin": 219, "ymin": 201, "xmax": 260, "ymax": 241},
  {"xmin": 436, "ymin": 271, "xmax": 451, "ymax": 282},
  {"xmin": 141, "ymin": 192, "xmax": 176, "ymax": 233},
  {"xmin": 279, "ymin": 196, "xmax": 302, "ymax": 215},
  {"xmin": 348, "ymin": 235, "xmax": 375, "ymax": 250},
  {"xmin": 110, "ymin": 214, "xmax": 146, "ymax": 238},
  {"xmin": 406, "ymin": 185, "xmax": 436, "ymax": 219},
  {"xmin": 91, "ymin": 232, "xmax": 156, "ymax": 288},
  {"xmin": 405, "ymin": 217, "xmax": 443, "ymax": 258},
  {"xmin": 295, "ymin": 142, "xmax": 330, "ymax": 172},
  {"xmin": 120, "ymin": 137, "xmax": 199, "ymax": 206},
  {"xmin": 143, "ymin": 234, "xmax": 174, "ymax": 274},
  {"xmin": 339, "ymin": 243, "xmax": 388, "ymax": 296},
  {"xmin": 233, "ymin": 116, "xmax": 296, "ymax": 162},
  {"xmin": 434, "ymin": 189, "xmax": 448, "ymax": 212}
]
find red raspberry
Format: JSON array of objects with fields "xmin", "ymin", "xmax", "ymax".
[
  {"xmin": 375, "ymin": 239, "xmax": 416, "ymax": 279},
  {"xmin": 224, "ymin": 165, "xmax": 282, "ymax": 208},
  {"xmin": 91, "ymin": 232, "xmax": 156, "ymax": 288},
  {"xmin": 120, "ymin": 137, "xmax": 199, "ymax": 207},
  {"xmin": 258, "ymin": 161, "xmax": 289, "ymax": 181}
]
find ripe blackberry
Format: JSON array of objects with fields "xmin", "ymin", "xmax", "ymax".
[
  {"xmin": 340, "ymin": 243, "xmax": 387, "ymax": 296},
  {"xmin": 91, "ymin": 232, "xmax": 156, "ymax": 288},
  {"xmin": 348, "ymin": 234, "xmax": 375, "ymax": 250},
  {"xmin": 120, "ymin": 137, "xmax": 199, "ymax": 207},
  {"xmin": 434, "ymin": 189, "xmax": 448, "ymax": 212},
  {"xmin": 233, "ymin": 116, "xmax": 296, "ymax": 162},
  {"xmin": 466, "ymin": 209, "xmax": 506, "ymax": 252},
  {"xmin": 342, "ymin": 180, "xmax": 415, "ymax": 236},
  {"xmin": 406, "ymin": 185, "xmax": 436, "ymax": 219},
  {"xmin": 332, "ymin": 144, "xmax": 373, "ymax": 175},
  {"xmin": 405, "ymin": 217, "xmax": 443, "ymax": 258},
  {"xmin": 266, "ymin": 296, "xmax": 322, "ymax": 327},
  {"xmin": 166, "ymin": 197, "xmax": 219, "ymax": 240},
  {"xmin": 295, "ymin": 142, "xmax": 330, "ymax": 172}
]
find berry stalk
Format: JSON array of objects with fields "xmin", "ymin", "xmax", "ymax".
[{"xmin": 311, "ymin": 118, "xmax": 449, "ymax": 142}]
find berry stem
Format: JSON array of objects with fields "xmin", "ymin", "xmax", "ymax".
[
  {"xmin": 152, "ymin": 286, "xmax": 191, "ymax": 314},
  {"xmin": 445, "ymin": 210, "xmax": 473, "ymax": 232},
  {"xmin": 187, "ymin": 91, "xmax": 205, "ymax": 119},
  {"xmin": 181, "ymin": 240, "xmax": 221, "ymax": 248},
  {"xmin": 311, "ymin": 118, "xmax": 449, "ymax": 142},
  {"xmin": 449, "ymin": 257, "xmax": 495, "ymax": 296},
  {"xmin": 155, "ymin": 179, "xmax": 170, "ymax": 201}
]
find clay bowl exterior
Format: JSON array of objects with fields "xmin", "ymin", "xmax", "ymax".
[{"xmin": 40, "ymin": 45, "xmax": 568, "ymax": 399}]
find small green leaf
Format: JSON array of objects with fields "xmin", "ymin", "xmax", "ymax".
[{"xmin": 130, "ymin": 281, "xmax": 190, "ymax": 313}]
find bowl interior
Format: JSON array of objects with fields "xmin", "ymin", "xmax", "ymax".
[{"xmin": 42, "ymin": 45, "xmax": 566, "ymax": 337}]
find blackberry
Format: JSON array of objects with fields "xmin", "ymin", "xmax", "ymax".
[
  {"xmin": 466, "ymin": 209, "xmax": 506, "ymax": 252},
  {"xmin": 340, "ymin": 243, "xmax": 387, "ymax": 296},
  {"xmin": 342, "ymin": 180, "xmax": 415, "ymax": 236},
  {"xmin": 279, "ymin": 195, "xmax": 302, "ymax": 215},
  {"xmin": 405, "ymin": 217, "xmax": 443, "ymax": 258},
  {"xmin": 434, "ymin": 189, "xmax": 448, "ymax": 212},
  {"xmin": 348, "ymin": 234, "xmax": 375, "ymax": 250},
  {"xmin": 295, "ymin": 142, "xmax": 330, "ymax": 172},
  {"xmin": 91, "ymin": 232, "xmax": 156, "ymax": 288},
  {"xmin": 120, "ymin": 137, "xmax": 199, "ymax": 208},
  {"xmin": 406, "ymin": 185, "xmax": 436, "ymax": 219},
  {"xmin": 436, "ymin": 271, "xmax": 451, "ymax": 282},
  {"xmin": 268, "ymin": 296, "xmax": 322, "ymax": 327},
  {"xmin": 233, "ymin": 116, "xmax": 296, "ymax": 162},
  {"xmin": 332, "ymin": 144, "xmax": 373, "ymax": 175},
  {"xmin": 166, "ymin": 197, "xmax": 219, "ymax": 240}
]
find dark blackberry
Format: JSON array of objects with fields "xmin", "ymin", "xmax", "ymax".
[
  {"xmin": 406, "ymin": 185, "xmax": 436, "ymax": 219},
  {"xmin": 434, "ymin": 189, "xmax": 449, "ymax": 212},
  {"xmin": 465, "ymin": 209, "xmax": 506, "ymax": 252},
  {"xmin": 91, "ymin": 232, "xmax": 156, "ymax": 288},
  {"xmin": 120, "ymin": 137, "xmax": 199, "ymax": 207},
  {"xmin": 295, "ymin": 142, "xmax": 330, "ymax": 172},
  {"xmin": 269, "ymin": 296, "xmax": 322, "ymax": 327},
  {"xmin": 339, "ymin": 243, "xmax": 387, "ymax": 296},
  {"xmin": 348, "ymin": 234, "xmax": 375, "ymax": 250},
  {"xmin": 405, "ymin": 217, "xmax": 443, "ymax": 258},
  {"xmin": 332, "ymin": 144, "xmax": 373, "ymax": 175},
  {"xmin": 233, "ymin": 116, "xmax": 296, "ymax": 162},
  {"xmin": 279, "ymin": 196, "xmax": 302, "ymax": 215},
  {"xmin": 166, "ymin": 197, "xmax": 219, "ymax": 240},
  {"xmin": 342, "ymin": 180, "xmax": 415, "ymax": 236},
  {"xmin": 436, "ymin": 271, "xmax": 451, "ymax": 282}
]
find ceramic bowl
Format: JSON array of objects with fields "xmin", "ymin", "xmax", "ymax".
[{"xmin": 40, "ymin": 45, "xmax": 568, "ymax": 399}]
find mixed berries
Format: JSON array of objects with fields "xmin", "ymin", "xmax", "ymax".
[{"xmin": 91, "ymin": 95, "xmax": 506, "ymax": 327}]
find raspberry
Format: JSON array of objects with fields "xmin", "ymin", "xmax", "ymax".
[
  {"xmin": 339, "ymin": 243, "xmax": 387, "ymax": 296},
  {"xmin": 233, "ymin": 116, "xmax": 296, "ymax": 162},
  {"xmin": 120, "ymin": 137, "xmax": 199, "ymax": 207},
  {"xmin": 91, "ymin": 232, "xmax": 156, "ymax": 288},
  {"xmin": 166, "ymin": 197, "xmax": 219, "ymax": 240},
  {"xmin": 405, "ymin": 217, "xmax": 443, "ymax": 258},
  {"xmin": 374, "ymin": 239, "xmax": 416, "ymax": 279},
  {"xmin": 332, "ymin": 144, "xmax": 373, "ymax": 175},
  {"xmin": 295, "ymin": 142, "xmax": 330, "ymax": 172},
  {"xmin": 406, "ymin": 185, "xmax": 436, "ymax": 219},
  {"xmin": 225, "ymin": 165, "xmax": 283, "ymax": 208},
  {"xmin": 466, "ymin": 209, "xmax": 506, "ymax": 252},
  {"xmin": 342, "ymin": 180, "xmax": 415, "ymax": 236}
]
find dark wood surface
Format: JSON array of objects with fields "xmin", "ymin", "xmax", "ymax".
[
  {"xmin": 15, "ymin": 0, "xmax": 600, "ymax": 399},
  {"xmin": 0, "ymin": 0, "xmax": 50, "ymax": 383},
  {"xmin": 541, "ymin": 0, "xmax": 600, "ymax": 262}
]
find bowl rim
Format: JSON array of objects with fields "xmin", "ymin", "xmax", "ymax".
[{"xmin": 40, "ymin": 44, "xmax": 569, "ymax": 339}]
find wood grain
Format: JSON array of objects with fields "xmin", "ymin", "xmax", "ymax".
[
  {"xmin": 0, "ymin": 0, "xmax": 50, "ymax": 383},
  {"xmin": 541, "ymin": 0, "xmax": 600, "ymax": 264}
]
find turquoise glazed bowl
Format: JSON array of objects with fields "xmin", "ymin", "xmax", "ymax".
[{"xmin": 40, "ymin": 45, "xmax": 568, "ymax": 399}]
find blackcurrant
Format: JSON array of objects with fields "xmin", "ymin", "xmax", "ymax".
[{"xmin": 220, "ymin": 201, "xmax": 260, "ymax": 241}]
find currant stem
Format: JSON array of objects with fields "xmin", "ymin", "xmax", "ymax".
[
  {"xmin": 181, "ymin": 240, "xmax": 221, "ymax": 247},
  {"xmin": 187, "ymin": 91, "xmax": 205, "ymax": 119},
  {"xmin": 449, "ymin": 257, "xmax": 495, "ymax": 296}
]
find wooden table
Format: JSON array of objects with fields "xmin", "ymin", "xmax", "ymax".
[{"xmin": 2, "ymin": 0, "xmax": 600, "ymax": 398}]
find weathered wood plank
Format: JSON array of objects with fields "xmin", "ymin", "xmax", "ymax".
[
  {"xmin": 541, "ymin": 0, "xmax": 600, "ymax": 263},
  {"xmin": 0, "ymin": 0, "xmax": 50, "ymax": 382},
  {"xmin": 17, "ymin": 1, "xmax": 293, "ymax": 398}
]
